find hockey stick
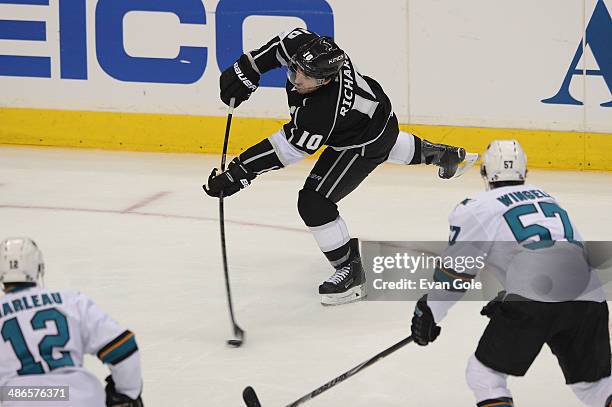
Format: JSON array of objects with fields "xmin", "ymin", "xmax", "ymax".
[
  {"xmin": 219, "ymin": 97, "xmax": 245, "ymax": 347},
  {"xmin": 243, "ymin": 336, "xmax": 414, "ymax": 406}
]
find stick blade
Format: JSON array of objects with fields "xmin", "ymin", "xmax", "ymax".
[
  {"xmin": 243, "ymin": 386, "xmax": 262, "ymax": 407},
  {"xmin": 227, "ymin": 325, "xmax": 245, "ymax": 347}
]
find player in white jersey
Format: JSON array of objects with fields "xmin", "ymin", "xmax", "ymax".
[
  {"xmin": 0, "ymin": 238, "xmax": 144, "ymax": 407},
  {"xmin": 410, "ymin": 140, "xmax": 611, "ymax": 407}
]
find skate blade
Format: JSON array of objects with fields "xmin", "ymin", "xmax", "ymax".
[
  {"xmin": 450, "ymin": 152, "xmax": 479, "ymax": 179},
  {"xmin": 321, "ymin": 284, "xmax": 367, "ymax": 306}
]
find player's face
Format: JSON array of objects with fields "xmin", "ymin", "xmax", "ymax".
[{"xmin": 290, "ymin": 67, "xmax": 328, "ymax": 94}]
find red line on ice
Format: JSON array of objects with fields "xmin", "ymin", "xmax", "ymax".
[
  {"xmin": 121, "ymin": 191, "xmax": 170, "ymax": 213},
  {"xmin": 0, "ymin": 204, "xmax": 307, "ymax": 234}
]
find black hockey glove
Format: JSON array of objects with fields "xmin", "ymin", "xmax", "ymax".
[
  {"xmin": 220, "ymin": 54, "xmax": 260, "ymax": 108},
  {"xmin": 105, "ymin": 375, "xmax": 144, "ymax": 407},
  {"xmin": 411, "ymin": 295, "xmax": 441, "ymax": 346},
  {"xmin": 203, "ymin": 157, "xmax": 256, "ymax": 198}
]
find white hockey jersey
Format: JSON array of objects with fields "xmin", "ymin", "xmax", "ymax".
[
  {"xmin": 428, "ymin": 184, "xmax": 606, "ymax": 322},
  {"xmin": 0, "ymin": 287, "xmax": 142, "ymax": 406}
]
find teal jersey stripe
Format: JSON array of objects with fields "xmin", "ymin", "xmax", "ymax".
[{"xmin": 101, "ymin": 336, "xmax": 138, "ymax": 365}]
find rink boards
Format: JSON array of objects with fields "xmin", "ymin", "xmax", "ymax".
[
  {"xmin": 2, "ymin": 107, "xmax": 611, "ymax": 171},
  {"xmin": 0, "ymin": 0, "xmax": 611, "ymax": 169}
]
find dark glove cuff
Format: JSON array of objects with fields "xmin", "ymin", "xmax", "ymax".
[
  {"xmin": 229, "ymin": 157, "xmax": 256, "ymax": 182},
  {"xmin": 237, "ymin": 54, "xmax": 260, "ymax": 84}
]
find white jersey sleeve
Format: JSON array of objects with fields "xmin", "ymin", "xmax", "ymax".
[
  {"xmin": 427, "ymin": 199, "xmax": 493, "ymax": 323},
  {"xmin": 442, "ymin": 199, "xmax": 493, "ymax": 278},
  {"xmin": 448, "ymin": 199, "xmax": 492, "ymax": 241},
  {"xmin": 76, "ymin": 293, "xmax": 142, "ymax": 399}
]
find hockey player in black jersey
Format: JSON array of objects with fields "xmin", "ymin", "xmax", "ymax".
[{"xmin": 204, "ymin": 28, "xmax": 469, "ymax": 305}]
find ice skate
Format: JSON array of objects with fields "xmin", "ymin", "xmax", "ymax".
[
  {"xmin": 422, "ymin": 140, "xmax": 469, "ymax": 179},
  {"xmin": 319, "ymin": 238, "xmax": 367, "ymax": 305}
]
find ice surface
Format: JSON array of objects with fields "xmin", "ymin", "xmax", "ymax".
[{"xmin": 1, "ymin": 146, "xmax": 611, "ymax": 406}]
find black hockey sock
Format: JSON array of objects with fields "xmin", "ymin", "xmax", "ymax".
[
  {"xmin": 409, "ymin": 136, "xmax": 422, "ymax": 165},
  {"xmin": 323, "ymin": 241, "xmax": 352, "ymax": 268},
  {"xmin": 476, "ymin": 397, "xmax": 513, "ymax": 407},
  {"xmin": 421, "ymin": 139, "xmax": 441, "ymax": 164}
]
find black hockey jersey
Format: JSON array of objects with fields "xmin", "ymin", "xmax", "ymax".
[
  {"xmin": 238, "ymin": 28, "xmax": 398, "ymax": 174},
  {"xmin": 250, "ymin": 28, "xmax": 394, "ymax": 152}
]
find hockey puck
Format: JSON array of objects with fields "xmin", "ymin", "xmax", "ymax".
[{"xmin": 227, "ymin": 338, "xmax": 243, "ymax": 347}]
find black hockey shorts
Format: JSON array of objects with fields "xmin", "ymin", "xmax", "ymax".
[
  {"xmin": 475, "ymin": 298, "xmax": 611, "ymax": 384},
  {"xmin": 303, "ymin": 116, "xmax": 399, "ymax": 203},
  {"xmin": 303, "ymin": 146, "xmax": 386, "ymax": 203}
]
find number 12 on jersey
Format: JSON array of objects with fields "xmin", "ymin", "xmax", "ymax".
[{"xmin": 2, "ymin": 308, "xmax": 74, "ymax": 375}]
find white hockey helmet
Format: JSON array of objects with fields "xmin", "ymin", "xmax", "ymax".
[
  {"xmin": 0, "ymin": 238, "xmax": 45, "ymax": 285},
  {"xmin": 480, "ymin": 140, "xmax": 527, "ymax": 185}
]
